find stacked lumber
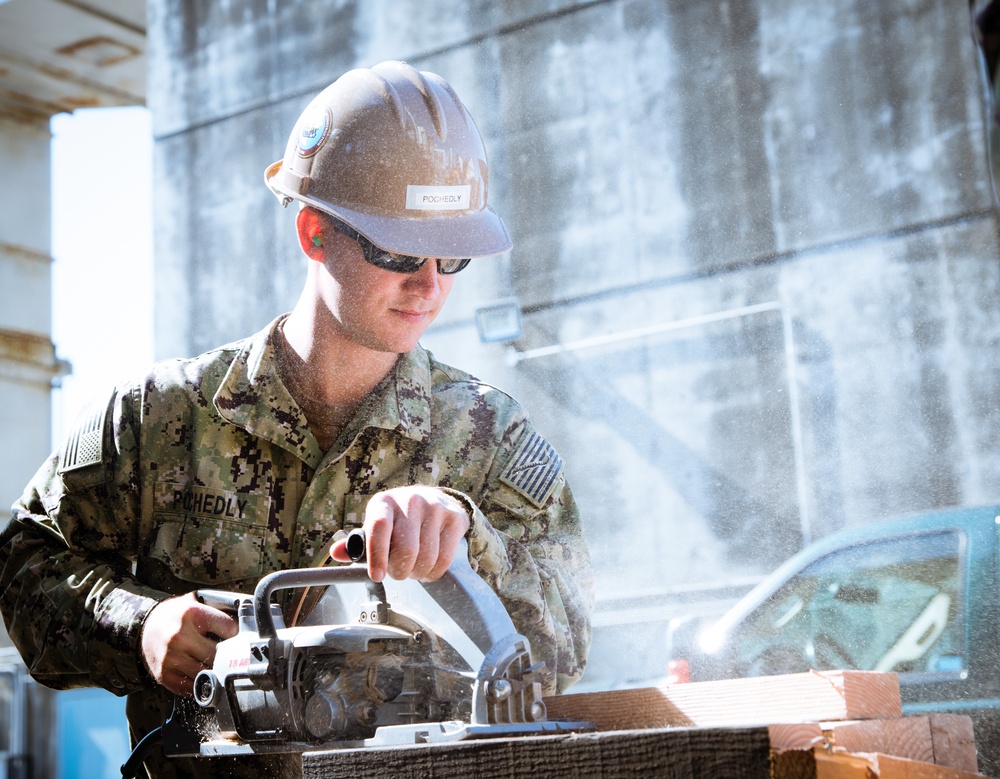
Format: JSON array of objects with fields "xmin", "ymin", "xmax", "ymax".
[
  {"xmin": 302, "ymin": 671, "xmax": 988, "ymax": 778},
  {"xmin": 544, "ymin": 670, "xmax": 986, "ymax": 778}
]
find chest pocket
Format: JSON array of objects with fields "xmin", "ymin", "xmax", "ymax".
[
  {"xmin": 149, "ymin": 485, "xmax": 271, "ymax": 585},
  {"xmin": 342, "ymin": 493, "xmax": 371, "ymax": 530}
]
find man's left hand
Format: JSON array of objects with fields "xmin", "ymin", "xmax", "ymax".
[{"xmin": 330, "ymin": 486, "xmax": 470, "ymax": 582}]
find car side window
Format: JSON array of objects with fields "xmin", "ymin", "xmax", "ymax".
[{"xmin": 735, "ymin": 530, "xmax": 963, "ymax": 678}]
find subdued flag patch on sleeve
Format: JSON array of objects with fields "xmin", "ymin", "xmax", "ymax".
[
  {"xmin": 58, "ymin": 395, "xmax": 108, "ymax": 474},
  {"xmin": 499, "ymin": 431, "xmax": 564, "ymax": 508}
]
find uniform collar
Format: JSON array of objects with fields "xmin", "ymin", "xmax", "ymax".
[
  {"xmin": 213, "ymin": 316, "xmax": 433, "ymax": 467},
  {"xmin": 365, "ymin": 345, "xmax": 434, "ymax": 443}
]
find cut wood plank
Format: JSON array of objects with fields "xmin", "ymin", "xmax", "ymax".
[
  {"xmin": 545, "ymin": 670, "xmax": 901, "ymax": 731},
  {"xmin": 821, "ymin": 715, "xmax": 978, "ymax": 772},
  {"xmin": 825, "ymin": 716, "xmax": 933, "ymax": 763},
  {"xmin": 820, "ymin": 750, "xmax": 986, "ymax": 779},
  {"xmin": 772, "ymin": 748, "xmax": 988, "ymax": 779},
  {"xmin": 772, "ymin": 749, "xmax": 872, "ymax": 779}
]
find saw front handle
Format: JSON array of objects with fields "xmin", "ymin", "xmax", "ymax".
[
  {"xmin": 345, "ymin": 528, "xmax": 367, "ymax": 563},
  {"xmin": 255, "ymin": 535, "xmax": 522, "ymax": 658},
  {"xmin": 253, "ymin": 565, "xmax": 384, "ymax": 639}
]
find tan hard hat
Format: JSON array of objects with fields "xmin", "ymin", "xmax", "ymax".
[{"xmin": 265, "ymin": 61, "xmax": 511, "ymax": 259}]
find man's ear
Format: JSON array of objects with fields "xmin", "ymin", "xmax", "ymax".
[{"xmin": 295, "ymin": 207, "xmax": 326, "ymax": 261}]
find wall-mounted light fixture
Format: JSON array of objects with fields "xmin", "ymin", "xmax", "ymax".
[{"xmin": 475, "ymin": 298, "xmax": 523, "ymax": 344}]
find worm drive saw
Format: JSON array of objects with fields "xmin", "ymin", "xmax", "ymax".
[{"xmin": 149, "ymin": 532, "xmax": 591, "ymax": 762}]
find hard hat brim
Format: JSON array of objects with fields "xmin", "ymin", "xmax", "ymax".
[{"xmin": 265, "ymin": 160, "xmax": 513, "ymax": 260}]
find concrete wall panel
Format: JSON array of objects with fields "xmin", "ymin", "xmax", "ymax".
[
  {"xmin": 148, "ymin": 1, "xmax": 596, "ymax": 139},
  {"xmin": 0, "ymin": 117, "xmax": 50, "ymax": 253},
  {"xmin": 0, "ymin": 380, "xmax": 52, "ymax": 505},
  {"xmin": 754, "ymin": 0, "xmax": 990, "ymax": 253},
  {"xmin": 0, "ymin": 116, "xmax": 56, "ymax": 516},
  {"xmin": 422, "ymin": 215, "xmax": 1000, "ymax": 604},
  {"xmin": 0, "ymin": 245, "xmax": 50, "ymax": 335},
  {"xmin": 153, "ymin": 102, "xmax": 299, "ymax": 355}
]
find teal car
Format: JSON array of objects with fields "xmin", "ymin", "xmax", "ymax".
[{"xmin": 665, "ymin": 505, "xmax": 1000, "ymax": 775}]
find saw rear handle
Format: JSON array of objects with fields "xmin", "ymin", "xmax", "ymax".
[{"xmin": 252, "ymin": 565, "xmax": 385, "ymax": 639}]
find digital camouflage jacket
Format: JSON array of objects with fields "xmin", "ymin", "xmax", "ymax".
[{"xmin": 0, "ymin": 317, "xmax": 594, "ymax": 779}]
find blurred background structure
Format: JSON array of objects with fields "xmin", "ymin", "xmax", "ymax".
[
  {"xmin": 1, "ymin": 1, "xmax": 999, "ymax": 776},
  {"xmin": 146, "ymin": 0, "xmax": 1000, "ymax": 688},
  {"xmin": 0, "ymin": 1, "xmax": 145, "ymax": 775},
  {"xmin": 0, "ymin": 0, "xmax": 146, "ymax": 542}
]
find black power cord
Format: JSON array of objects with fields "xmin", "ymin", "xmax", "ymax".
[{"xmin": 119, "ymin": 726, "xmax": 163, "ymax": 779}]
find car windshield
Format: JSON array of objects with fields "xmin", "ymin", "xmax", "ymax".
[{"xmin": 732, "ymin": 530, "xmax": 964, "ymax": 678}]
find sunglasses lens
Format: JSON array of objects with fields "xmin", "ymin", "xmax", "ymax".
[
  {"xmin": 368, "ymin": 247, "xmax": 470, "ymax": 275},
  {"xmin": 369, "ymin": 250, "xmax": 424, "ymax": 273},
  {"xmin": 437, "ymin": 258, "xmax": 471, "ymax": 274}
]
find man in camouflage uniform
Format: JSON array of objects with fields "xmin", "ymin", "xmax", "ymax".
[{"xmin": 0, "ymin": 61, "xmax": 593, "ymax": 778}]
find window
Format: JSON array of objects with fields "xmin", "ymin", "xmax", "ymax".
[{"xmin": 731, "ymin": 531, "xmax": 963, "ymax": 679}]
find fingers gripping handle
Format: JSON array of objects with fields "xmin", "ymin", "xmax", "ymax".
[{"xmin": 260, "ymin": 528, "xmax": 518, "ymax": 657}]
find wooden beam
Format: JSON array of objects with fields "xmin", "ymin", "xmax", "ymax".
[
  {"xmin": 545, "ymin": 671, "xmax": 901, "ymax": 730},
  {"xmin": 302, "ymin": 673, "xmax": 986, "ymax": 778},
  {"xmin": 928, "ymin": 715, "xmax": 980, "ymax": 774},
  {"xmin": 303, "ymin": 732, "xmax": 987, "ymax": 779},
  {"xmin": 854, "ymin": 752, "xmax": 985, "ymax": 779},
  {"xmin": 776, "ymin": 749, "xmax": 988, "ymax": 779},
  {"xmin": 767, "ymin": 722, "xmax": 827, "ymax": 751},
  {"xmin": 821, "ymin": 715, "xmax": 978, "ymax": 773},
  {"xmin": 302, "ymin": 726, "xmax": 775, "ymax": 779}
]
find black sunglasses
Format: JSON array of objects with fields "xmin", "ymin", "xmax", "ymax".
[{"xmin": 330, "ymin": 219, "xmax": 471, "ymax": 275}]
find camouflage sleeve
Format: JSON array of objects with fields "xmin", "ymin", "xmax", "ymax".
[
  {"xmin": 0, "ymin": 386, "xmax": 166, "ymax": 695},
  {"xmin": 452, "ymin": 423, "xmax": 594, "ymax": 696}
]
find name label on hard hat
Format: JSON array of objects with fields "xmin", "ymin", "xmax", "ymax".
[{"xmin": 406, "ymin": 184, "xmax": 471, "ymax": 211}]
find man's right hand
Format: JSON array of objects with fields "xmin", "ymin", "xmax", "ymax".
[{"xmin": 140, "ymin": 592, "xmax": 238, "ymax": 697}]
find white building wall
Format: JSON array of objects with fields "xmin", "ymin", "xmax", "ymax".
[{"xmin": 0, "ymin": 115, "xmax": 64, "ymax": 528}]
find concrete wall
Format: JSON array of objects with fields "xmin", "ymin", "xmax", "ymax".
[
  {"xmin": 0, "ymin": 115, "xmax": 63, "ymax": 529},
  {"xmin": 148, "ymin": 0, "xmax": 1000, "ymax": 687}
]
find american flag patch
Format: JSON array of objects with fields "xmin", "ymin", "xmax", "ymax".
[
  {"xmin": 58, "ymin": 396, "xmax": 108, "ymax": 473},
  {"xmin": 499, "ymin": 431, "xmax": 563, "ymax": 508}
]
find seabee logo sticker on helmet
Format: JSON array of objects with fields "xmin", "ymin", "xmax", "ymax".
[
  {"xmin": 296, "ymin": 105, "xmax": 333, "ymax": 158},
  {"xmin": 405, "ymin": 184, "xmax": 472, "ymax": 211}
]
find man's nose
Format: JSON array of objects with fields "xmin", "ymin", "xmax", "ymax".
[{"xmin": 404, "ymin": 260, "xmax": 442, "ymax": 295}]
